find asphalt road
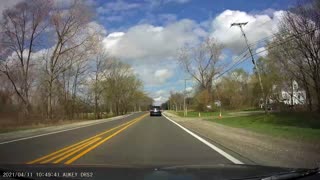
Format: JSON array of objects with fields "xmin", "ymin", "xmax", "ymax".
[{"xmin": 0, "ymin": 112, "xmax": 235, "ymax": 166}]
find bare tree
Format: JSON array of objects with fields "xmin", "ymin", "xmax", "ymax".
[
  {"xmin": 99, "ymin": 59, "xmax": 147, "ymax": 116},
  {"xmin": 44, "ymin": 1, "xmax": 95, "ymax": 119},
  {"xmin": 0, "ymin": 0, "xmax": 52, "ymax": 117},
  {"xmin": 273, "ymin": 0, "xmax": 320, "ymax": 112},
  {"xmin": 169, "ymin": 91, "xmax": 184, "ymax": 112},
  {"xmin": 178, "ymin": 38, "xmax": 223, "ymax": 105},
  {"xmin": 90, "ymin": 50, "xmax": 110, "ymax": 119},
  {"xmin": 66, "ymin": 48, "xmax": 90, "ymax": 119}
]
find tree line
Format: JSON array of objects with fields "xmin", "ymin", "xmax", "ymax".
[
  {"xmin": 0, "ymin": 0, "xmax": 153, "ymax": 123},
  {"xmin": 164, "ymin": 0, "xmax": 320, "ymax": 113}
]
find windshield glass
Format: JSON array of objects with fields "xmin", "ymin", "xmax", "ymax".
[{"xmin": 0, "ymin": 0, "xmax": 319, "ymax": 179}]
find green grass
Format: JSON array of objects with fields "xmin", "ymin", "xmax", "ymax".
[
  {"xmin": 242, "ymin": 107, "xmax": 262, "ymax": 111},
  {"xmin": 171, "ymin": 110, "xmax": 227, "ymax": 117},
  {"xmin": 172, "ymin": 110, "xmax": 263, "ymax": 118},
  {"xmin": 205, "ymin": 112, "xmax": 320, "ymax": 141}
]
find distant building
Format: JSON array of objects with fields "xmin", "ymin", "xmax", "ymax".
[
  {"xmin": 279, "ymin": 80, "xmax": 306, "ymax": 105},
  {"xmin": 214, "ymin": 100, "xmax": 221, "ymax": 107},
  {"xmin": 259, "ymin": 80, "xmax": 306, "ymax": 108}
]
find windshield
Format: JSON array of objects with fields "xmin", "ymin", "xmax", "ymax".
[{"xmin": 0, "ymin": 0, "xmax": 319, "ymax": 179}]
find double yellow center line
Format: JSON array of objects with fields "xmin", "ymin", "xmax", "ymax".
[{"xmin": 27, "ymin": 113, "xmax": 148, "ymax": 165}]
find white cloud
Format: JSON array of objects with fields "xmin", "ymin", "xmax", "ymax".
[
  {"xmin": 256, "ymin": 47, "xmax": 268, "ymax": 57},
  {"xmin": 186, "ymin": 86, "xmax": 193, "ymax": 92},
  {"xmin": 132, "ymin": 62, "xmax": 176, "ymax": 87},
  {"xmin": 153, "ymin": 96, "xmax": 166, "ymax": 105},
  {"xmin": 210, "ymin": 9, "xmax": 284, "ymax": 53},
  {"xmin": 154, "ymin": 69, "xmax": 173, "ymax": 82},
  {"xmin": 155, "ymin": 89, "xmax": 166, "ymax": 96},
  {"xmin": 103, "ymin": 19, "xmax": 202, "ymax": 60},
  {"xmin": 152, "ymin": 89, "xmax": 170, "ymax": 105},
  {"xmin": 87, "ymin": 21, "xmax": 107, "ymax": 35},
  {"xmin": 219, "ymin": 53, "xmax": 227, "ymax": 60},
  {"xmin": 0, "ymin": 0, "xmax": 21, "ymax": 19}
]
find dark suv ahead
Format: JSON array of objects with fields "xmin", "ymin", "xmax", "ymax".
[{"xmin": 150, "ymin": 106, "xmax": 162, "ymax": 116}]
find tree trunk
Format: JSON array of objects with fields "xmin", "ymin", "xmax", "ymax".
[
  {"xmin": 315, "ymin": 83, "xmax": 320, "ymax": 113},
  {"xmin": 94, "ymin": 97, "xmax": 99, "ymax": 119},
  {"xmin": 110, "ymin": 104, "xmax": 113, "ymax": 115},
  {"xmin": 48, "ymin": 79, "xmax": 53, "ymax": 120},
  {"xmin": 304, "ymin": 82, "xmax": 313, "ymax": 112}
]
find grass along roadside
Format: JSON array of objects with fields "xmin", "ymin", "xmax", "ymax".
[
  {"xmin": 170, "ymin": 110, "xmax": 264, "ymax": 118},
  {"xmin": 170, "ymin": 110, "xmax": 226, "ymax": 118},
  {"xmin": 205, "ymin": 112, "xmax": 320, "ymax": 141}
]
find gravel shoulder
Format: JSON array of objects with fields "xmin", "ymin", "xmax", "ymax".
[
  {"xmin": 164, "ymin": 111, "xmax": 320, "ymax": 168},
  {"xmin": 0, "ymin": 113, "xmax": 134, "ymax": 143}
]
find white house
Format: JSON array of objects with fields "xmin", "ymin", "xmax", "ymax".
[
  {"xmin": 280, "ymin": 80, "xmax": 306, "ymax": 105},
  {"xmin": 260, "ymin": 80, "xmax": 306, "ymax": 108}
]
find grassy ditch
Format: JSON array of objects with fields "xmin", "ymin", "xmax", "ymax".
[{"xmin": 205, "ymin": 112, "xmax": 320, "ymax": 141}]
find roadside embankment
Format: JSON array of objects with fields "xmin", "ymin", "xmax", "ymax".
[{"xmin": 164, "ymin": 111, "xmax": 320, "ymax": 168}]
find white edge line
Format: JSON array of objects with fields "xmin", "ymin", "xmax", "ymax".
[
  {"xmin": 0, "ymin": 113, "xmax": 136, "ymax": 145},
  {"xmin": 162, "ymin": 113, "xmax": 244, "ymax": 165}
]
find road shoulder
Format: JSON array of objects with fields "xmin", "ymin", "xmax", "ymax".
[{"xmin": 163, "ymin": 111, "xmax": 320, "ymax": 168}]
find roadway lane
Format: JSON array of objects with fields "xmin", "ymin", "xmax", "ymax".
[
  {"xmin": 74, "ymin": 114, "xmax": 231, "ymax": 166},
  {"xmin": 0, "ymin": 112, "xmax": 145, "ymax": 163},
  {"xmin": 0, "ymin": 112, "xmax": 233, "ymax": 166}
]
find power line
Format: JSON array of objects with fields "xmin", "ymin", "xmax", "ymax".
[
  {"xmin": 246, "ymin": 26, "xmax": 320, "ymax": 51},
  {"xmin": 214, "ymin": 26, "xmax": 320, "ymax": 81},
  {"xmin": 215, "ymin": 52, "xmax": 250, "ymax": 80}
]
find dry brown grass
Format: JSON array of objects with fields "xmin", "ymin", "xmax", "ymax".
[{"xmin": 0, "ymin": 114, "xmax": 88, "ymax": 133}]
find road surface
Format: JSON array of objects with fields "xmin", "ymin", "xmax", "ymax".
[{"xmin": 0, "ymin": 112, "xmax": 242, "ymax": 166}]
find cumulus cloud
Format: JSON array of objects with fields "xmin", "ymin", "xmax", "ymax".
[
  {"xmin": 132, "ymin": 62, "xmax": 177, "ymax": 87},
  {"xmin": 154, "ymin": 69, "xmax": 173, "ymax": 82},
  {"xmin": 152, "ymin": 89, "xmax": 171, "ymax": 105},
  {"xmin": 256, "ymin": 47, "xmax": 268, "ymax": 57},
  {"xmin": 103, "ymin": 19, "xmax": 203, "ymax": 60},
  {"xmin": 210, "ymin": 9, "xmax": 284, "ymax": 53},
  {"xmin": 186, "ymin": 86, "xmax": 193, "ymax": 92},
  {"xmin": 87, "ymin": 21, "xmax": 107, "ymax": 35},
  {"xmin": 102, "ymin": 19, "xmax": 197, "ymax": 89},
  {"xmin": 153, "ymin": 96, "xmax": 166, "ymax": 105}
]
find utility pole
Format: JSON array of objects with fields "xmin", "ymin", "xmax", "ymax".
[
  {"xmin": 231, "ymin": 22, "xmax": 267, "ymax": 113},
  {"xmin": 184, "ymin": 78, "xmax": 191, "ymax": 117},
  {"xmin": 184, "ymin": 79, "xmax": 187, "ymax": 116}
]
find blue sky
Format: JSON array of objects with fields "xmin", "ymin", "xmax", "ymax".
[
  {"xmin": 91, "ymin": 0, "xmax": 295, "ymax": 105},
  {"xmin": 95, "ymin": 0, "xmax": 294, "ymax": 30}
]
